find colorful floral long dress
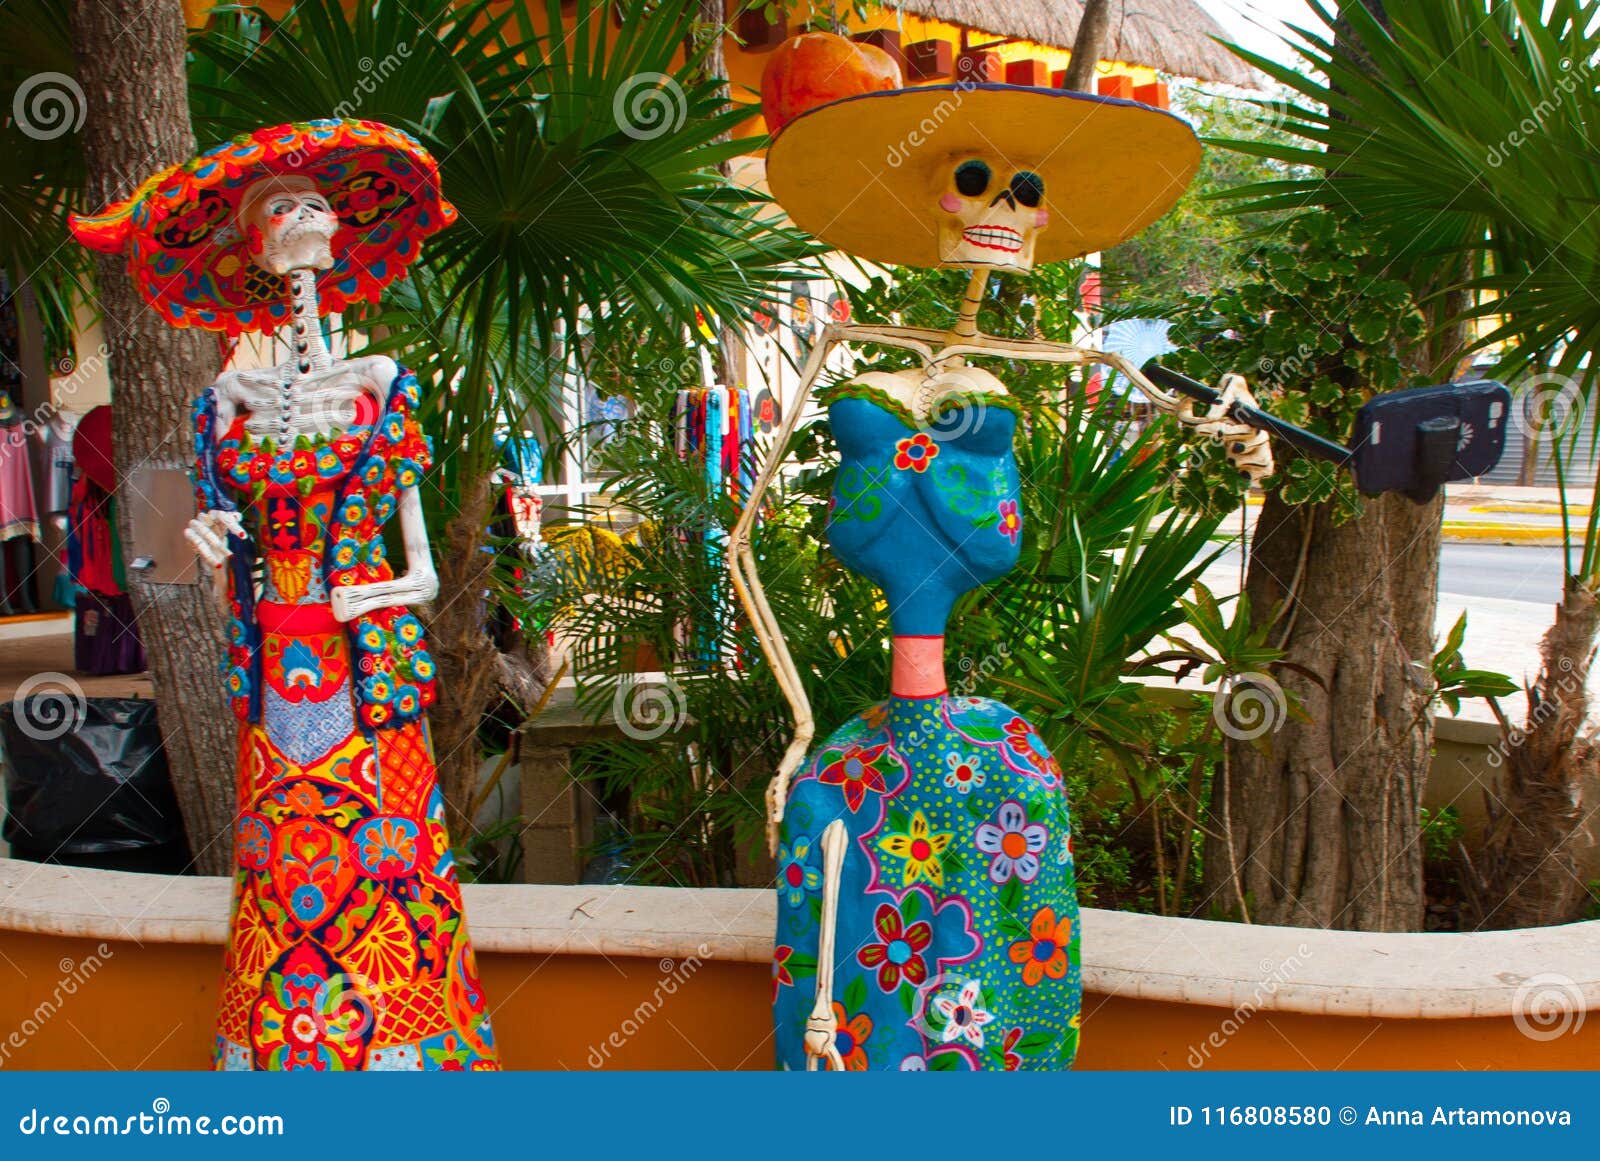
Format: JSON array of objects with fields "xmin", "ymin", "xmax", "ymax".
[
  {"xmin": 772, "ymin": 386, "xmax": 1081, "ymax": 1071},
  {"xmin": 194, "ymin": 370, "xmax": 499, "ymax": 1071}
]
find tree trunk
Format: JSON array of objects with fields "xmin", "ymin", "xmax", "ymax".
[
  {"xmin": 1062, "ymin": 0, "xmax": 1121, "ymax": 92},
  {"xmin": 425, "ymin": 478, "xmax": 501, "ymax": 841},
  {"xmin": 1201, "ymin": 0, "xmax": 1459, "ymax": 934},
  {"xmin": 70, "ymin": 0, "xmax": 234, "ymax": 875},
  {"xmin": 1207, "ymin": 489, "xmax": 1440, "ymax": 929},
  {"xmin": 1470, "ymin": 579, "xmax": 1598, "ymax": 928}
]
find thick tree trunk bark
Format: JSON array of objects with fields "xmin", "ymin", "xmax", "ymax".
[
  {"xmin": 1471, "ymin": 579, "xmax": 1598, "ymax": 928},
  {"xmin": 1063, "ymin": 0, "xmax": 1121, "ymax": 92},
  {"xmin": 426, "ymin": 478, "xmax": 501, "ymax": 841},
  {"xmin": 1208, "ymin": 489, "xmax": 1440, "ymax": 929},
  {"xmin": 70, "ymin": 0, "xmax": 234, "ymax": 875},
  {"xmin": 1201, "ymin": 0, "xmax": 1455, "ymax": 934}
]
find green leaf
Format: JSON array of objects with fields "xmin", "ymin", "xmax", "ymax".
[{"xmin": 1015, "ymin": 1029, "xmax": 1057, "ymax": 1056}]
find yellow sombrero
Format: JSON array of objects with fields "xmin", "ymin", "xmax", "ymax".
[{"xmin": 766, "ymin": 84, "xmax": 1200, "ymax": 267}]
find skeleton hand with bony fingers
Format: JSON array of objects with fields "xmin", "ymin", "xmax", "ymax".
[
  {"xmin": 185, "ymin": 509, "xmax": 245, "ymax": 567},
  {"xmin": 1176, "ymin": 372, "xmax": 1274, "ymax": 483}
]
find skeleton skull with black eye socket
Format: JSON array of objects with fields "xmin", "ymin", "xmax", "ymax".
[
  {"xmin": 934, "ymin": 156, "xmax": 1050, "ymax": 271},
  {"xmin": 239, "ymin": 176, "xmax": 339, "ymax": 275}
]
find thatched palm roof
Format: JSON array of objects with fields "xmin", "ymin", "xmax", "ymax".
[{"xmin": 889, "ymin": 0, "xmax": 1262, "ymax": 87}]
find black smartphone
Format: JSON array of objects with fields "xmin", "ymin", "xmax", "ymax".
[{"xmin": 1350, "ymin": 380, "xmax": 1510, "ymax": 500}]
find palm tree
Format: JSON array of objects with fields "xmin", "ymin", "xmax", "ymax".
[
  {"xmin": 0, "ymin": 0, "xmax": 86, "ymax": 356},
  {"xmin": 1219, "ymin": 0, "xmax": 1600, "ymax": 926},
  {"xmin": 190, "ymin": 0, "xmax": 813, "ymax": 837}
]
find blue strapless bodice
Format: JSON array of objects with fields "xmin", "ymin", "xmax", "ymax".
[{"xmin": 826, "ymin": 393, "xmax": 1022, "ymax": 636}]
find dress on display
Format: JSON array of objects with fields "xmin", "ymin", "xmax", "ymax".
[
  {"xmin": 0, "ymin": 419, "xmax": 38, "ymax": 544},
  {"xmin": 195, "ymin": 372, "xmax": 499, "ymax": 1071}
]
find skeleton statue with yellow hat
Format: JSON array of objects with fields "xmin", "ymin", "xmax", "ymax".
[{"xmin": 736, "ymin": 73, "xmax": 1275, "ymax": 1072}]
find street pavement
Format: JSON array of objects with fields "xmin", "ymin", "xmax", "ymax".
[{"xmin": 1181, "ymin": 483, "xmax": 1583, "ymax": 720}]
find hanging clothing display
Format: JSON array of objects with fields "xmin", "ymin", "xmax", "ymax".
[
  {"xmin": 668, "ymin": 387, "xmax": 768, "ymax": 664},
  {"xmin": 0, "ymin": 416, "xmax": 37, "ymax": 544},
  {"xmin": 65, "ymin": 406, "xmax": 144, "ymax": 674},
  {"xmin": 44, "ymin": 411, "xmax": 79, "ymax": 518},
  {"xmin": 670, "ymin": 386, "xmax": 762, "ymax": 506}
]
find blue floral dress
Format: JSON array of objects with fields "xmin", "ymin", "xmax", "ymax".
[{"xmin": 772, "ymin": 386, "xmax": 1082, "ymax": 1071}]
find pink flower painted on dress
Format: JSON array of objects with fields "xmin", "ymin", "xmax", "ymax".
[{"xmin": 997, "ymin": 498, "xmax": 1021, "ymax": 544}]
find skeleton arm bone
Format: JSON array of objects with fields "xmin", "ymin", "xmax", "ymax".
[
  {"xmin": 803, "ymin": 819, "xmax": 849, "ymax": 1071},
  {"xmin": 927, "ymin": 337, "xmax": 1275, "ymax": 483},
  {"xmin": 730, "ymin": 323, "xmax": 946, "ymax": 855},
  {"xmin": 186, "ymin": 372, "xmax": 246, "ymax": 569}
]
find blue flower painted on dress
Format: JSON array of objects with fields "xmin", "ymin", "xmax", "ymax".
[
  {"xmin": 394, "ymin": 684, "xmax": 421, "ymax": 717},
  {"xmin": 279, "ymin": 640, "xmax": 324, "ymax": 690},
  {"xmin": 331, "ymin": 538, "xmax": 362, "ymax": 570},
  {"xmin": 776, "ymin": 836, "xmax": 823, "ymax": 906},
  {"xmin": 393, "ymin": 457, "xmax": 422, "ymax": 489}
]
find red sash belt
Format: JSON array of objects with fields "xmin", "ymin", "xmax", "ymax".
[{"xmin": 256, "ymin": 600, "xmax": 344, "ymax": 636}]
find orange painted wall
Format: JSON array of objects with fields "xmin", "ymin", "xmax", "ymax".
[{"xmin": 3, "ymin": 932, "xmax": 1594, "ymax": 1070}]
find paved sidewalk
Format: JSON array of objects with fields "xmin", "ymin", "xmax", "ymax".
[{"xmin": 1229, "ymin": 483, "xmax": 1595, "ymax": 545}]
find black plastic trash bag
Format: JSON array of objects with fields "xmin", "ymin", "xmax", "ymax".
[{"xmin": 1, "ymin": 694, "xmax": 191, "ymax": 874}]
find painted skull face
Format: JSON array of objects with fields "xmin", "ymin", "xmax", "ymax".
[
  {"xmin": 240, "ymin": 177, "xmax": 339, "ymax": 275},
  {"xmin": 934, "ymin": 156, "xmax": 1050, "ymax": 271}
]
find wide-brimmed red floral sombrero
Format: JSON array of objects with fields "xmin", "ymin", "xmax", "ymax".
[{"xmin": 70, "ymin": 119, "xmax": 455, "ymax": 336}]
